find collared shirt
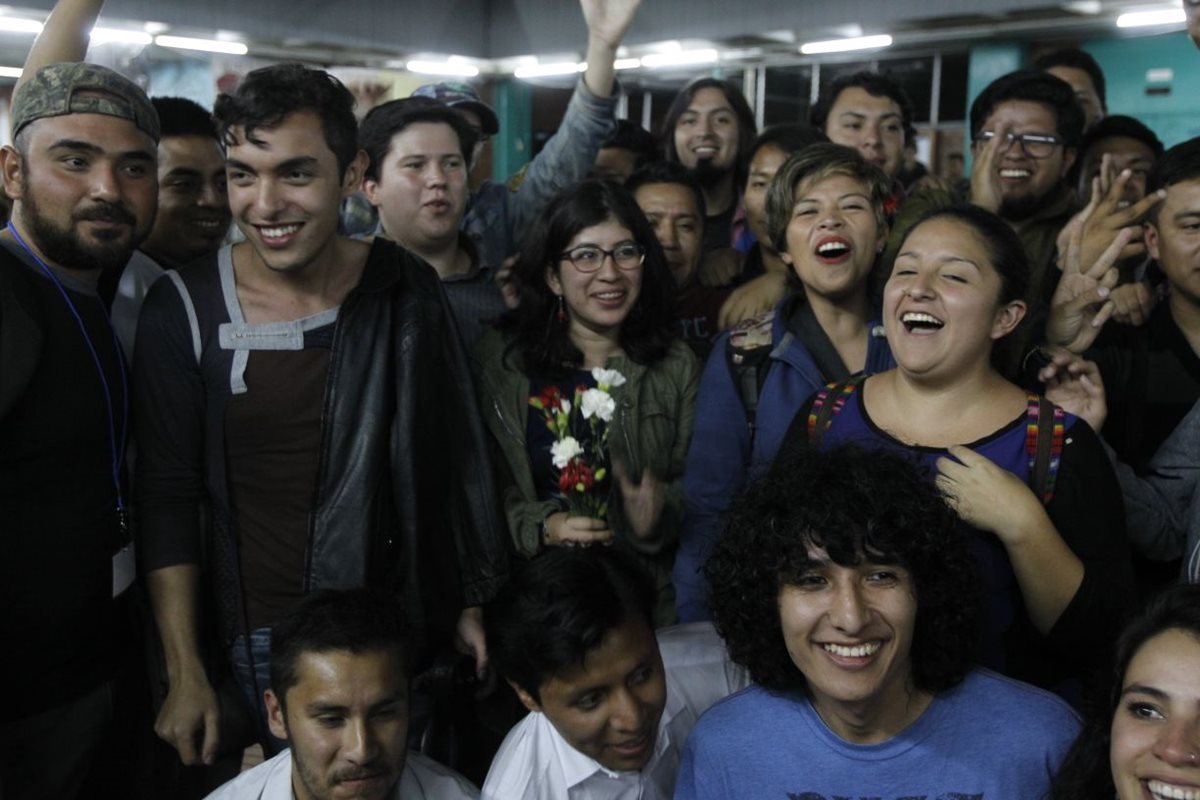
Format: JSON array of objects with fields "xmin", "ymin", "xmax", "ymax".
[
  {"xmin": 203, "ymin": 748, "xmax": 478, "ymax": 800},
  {"xmin": 481, "ymin": 622, "xmax": 748, "ymax": 800}
]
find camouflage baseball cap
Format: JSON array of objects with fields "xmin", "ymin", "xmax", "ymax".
[
  {"xmin": 11, "ymin": 62, "xmax": 160, "ymax": 142},
  {"xmin": 411, "ymin": 81, "xmax": 499, "ymax": 135}
]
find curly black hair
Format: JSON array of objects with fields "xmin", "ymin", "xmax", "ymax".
[
  {"xmin": 1052, "ymin": 584, "xmax": 1200, "ymax": 800},
  {"xmin": 706, "ymin": 444, "xmax": 980, "ymax": 695}
]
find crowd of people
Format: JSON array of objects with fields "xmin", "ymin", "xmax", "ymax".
[{"xmin": 3, "ymin": 0, "xmax": 1200, "ymax": 797}]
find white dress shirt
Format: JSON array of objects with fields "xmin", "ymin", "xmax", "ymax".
[
  {"xmin": 481, "ymin": 622, "xmax": 748, "ymax": 800},
  {"xmin": 203, "ymin": 748, "xmax": 478, "ymax": 800}
]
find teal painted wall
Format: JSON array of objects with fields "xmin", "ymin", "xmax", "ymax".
[
  {"xmin": 493, "ymin": 78, "xmax": 533, "ymax": 182},
  {"xmin": 1083, "ymin": 31, "xmax": 1200, "ymax": 148}
]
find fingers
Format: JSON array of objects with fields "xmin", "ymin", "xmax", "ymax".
[
  {"xmin": 201, "ymin": 705, "xmax": 220, "ymax": 765},
  {"xmin": 1083, "ymin": 226, "xmax": 1135, "ymax": 280},
  {"xmin": 559, "ymin": 518, "xmax": 614, "ymax": 545},
  {"xmin": 1114, "ymin": 185, "xmax": 1166, "ymax": 228}
]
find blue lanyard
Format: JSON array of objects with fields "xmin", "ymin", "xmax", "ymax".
[{"xmin": 6, "ymin": 222, "xmax": 129, "ymax": 529}]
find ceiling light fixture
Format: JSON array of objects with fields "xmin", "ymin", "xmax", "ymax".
[
  {"xmin": 0, "ymin": 17, "xmax": 43, "ymax": 34},
  {"xmin": 154, "ymin": 35, "xmax": 248, "ymax": 55},
  {"xmin": 800, "ymin": 34, "xmax": 893, "ymax": 55},
  {"xmin": 0, "ymin": 65, "xmax": 21, "ymax": 77},
  {"xmin": 640, "ymin": 48, "xmax": 719, "ymax": 68},
  {"xmin": 406, "ymin": 60, "xmax": 479, "ymax": 77},
  {"xmin": 613, "ymin": 57, "xmax": 641, "ymax": 70},
  {"xmin": 90, "ymin": 27, "xmax": 153, "ymax": 45},
  {"xmin": 514, "ymin": 61, "xmax": 585, "ymax": 78},
  {"xmin": 1115, "ymin": 8, "xmax": 1185, "ymax": 27}
]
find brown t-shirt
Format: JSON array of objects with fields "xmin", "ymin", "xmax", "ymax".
[{"xmin": 224, "ymin": 329, "xmax": 331, "ymax": 630}]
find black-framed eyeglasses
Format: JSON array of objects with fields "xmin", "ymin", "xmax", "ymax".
[
  {"xmin": 559, "ymin": 243, "xmax": 645, "ymax": 272},
  {"xmin": 974, "ymin": 130, "xmax": 1064, "ymax": 159}
]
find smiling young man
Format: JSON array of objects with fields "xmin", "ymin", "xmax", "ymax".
[
  {"xmin": 206, "ymin": 588, "xmax": 478, "ymax": 800},
  {"xmin": 481, "ymin": 549, "xmax": 746, "ymax": 800},
  {"xmin": 662, "ymin": 78, "xmax": 757, "ymax": 252},
  {"xmin": 676, "ymin": 445, "xmax": 1079, "ymax": 799},
  {"xmin": 135, "ymin": 63, "xmax": 508, "ymax": 767}
]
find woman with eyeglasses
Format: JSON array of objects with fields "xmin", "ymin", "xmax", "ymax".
[{"xmin": 472, "ymin": 179, "xmax": 698, "ymax": 625}]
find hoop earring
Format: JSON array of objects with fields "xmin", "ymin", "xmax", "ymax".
[{"xmin": 556, "ymin": 294, "xmax": 567, "ymax": 322}]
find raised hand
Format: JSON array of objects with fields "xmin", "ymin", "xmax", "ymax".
[
  {"xmin": 580, "ymin": 0, "xmax": 642, "ymax": 50},
  {"xmin": 1074, "ymin": 162, "xmax": 1165, "ymax": 272},
  {"xmin": 1046, "ymin": 209, "xmax": 1132, "ymax": 352},
  {"xmin": 968, "ymin": 120, "xmax": 1011, "ymax": 213}
]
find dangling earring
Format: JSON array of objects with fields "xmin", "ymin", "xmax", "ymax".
[{"xmin": 556, "ymin": 294, "xmax": 567, "ymax": 322}]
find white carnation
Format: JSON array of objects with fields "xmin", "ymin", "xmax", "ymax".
[
  {"xmin": 590, "ymin": 368, "xmax": 627, "ymax": 389},
  {"xmin": 580, "ymin": 388, "xmax": 616, "ymax": 422},
  {"xmin": 551, "ymin": 437, "xmax": 583, "ymax": 469}
]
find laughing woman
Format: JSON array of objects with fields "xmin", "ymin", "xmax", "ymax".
[
  {"xmin": 675, "ymin": 144, "xmax": 895, "ymax": 622},
  {"xmin": 472, "ymin": 180, "xmax": 698, "ymax": 625},
  {"xmin": 773, "ymin": 204, "xmax": 1135, "ymax": 693}
]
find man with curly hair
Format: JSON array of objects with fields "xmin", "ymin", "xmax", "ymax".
[{"xmin": 676, "ymin": 446, "xmax": 1080, "ymax": 799}]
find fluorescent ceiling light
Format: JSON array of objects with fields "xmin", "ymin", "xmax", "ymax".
[
  {"xmin": 406, "ymin": 60, "xmax": 479, "ymax": 77},
  {"xmin": 640, "ymin": 48, "xmax": 718, "ymax": 68},
  {"xmin": 514, "ymin": 61, "xmax": 584, "ymax": 78},
  {"xmin": 800, "ymin": 34, "xmax": 892, "ymax": 55},
  {"xmin": 0, "ymin": 66, "xmax": 21, "ymax": 77},
  {"xmin": 90, "ymin": 27, "xmax": 153, "ymax": 45},
  {"xmin": 0, "ymin": 17, "xmax": 43, "ymax": 34},
  {"xmin": 154, "ymin": 35, "xmax": 248, "ymax": 55},
  {"xmin": 1116, "ymin": 8, "xmax": 1185, "ymax": 27},
  {"xmin": 613, "ymin": 57, "xmax": 641, "ymax": 70}
]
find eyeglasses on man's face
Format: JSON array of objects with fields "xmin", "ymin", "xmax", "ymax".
[
  {"xmin": 559, "ymin": 242, "xmax": 645, "ymax": 272},
  {"xmin": 974, "ymin": 130, "xmax": 1064, "ymax": 159}
]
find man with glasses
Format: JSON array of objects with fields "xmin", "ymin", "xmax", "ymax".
[{"xmin": 967, "ymin": 69, "xmax": 1085, "ymax": 373}]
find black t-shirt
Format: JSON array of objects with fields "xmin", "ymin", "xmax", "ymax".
[{"xmin": 0, "ymin": 242, "xmax": 127, "ymax": 719}]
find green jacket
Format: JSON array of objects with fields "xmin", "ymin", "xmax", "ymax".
[{"xmin": 471, "ymin": 329, "xmax": 699, "ymax": 625}]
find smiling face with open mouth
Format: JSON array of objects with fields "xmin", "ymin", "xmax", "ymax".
[
  {"xmin": 781, "ymin": 173, "xmax": 883, "ymax": 304},
  {"xmin": 973, "ymin": 99, "xmax": 1075, "ymax": 220},
  {"xmin": 546, "ymin": 216, "xmax": 644, "ymax": 344},
  {"xmin": 225, "ymin": 109, "xmax": 361, "ymax": 278},
  {"xmin": 672, "ymin": 87, "xmax": 740, "ymax": 175},
  {"xmin": 1110, "ymin": 628, "xmax": 1200, "ymax": 800},
  {"xmin": 884, "ymin": 216, "xmax": 1025, "ymax": 383},
  {"xmin": 778, "ymin": 546, "xmax": 927, "ymax": 742}
]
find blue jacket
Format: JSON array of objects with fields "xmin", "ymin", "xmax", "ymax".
[{"xmin": 674, "ymin": 297, "xmax": 893, "ymax": 621}]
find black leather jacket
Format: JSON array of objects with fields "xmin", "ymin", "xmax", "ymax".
[{"xmin": 135, "ymin": 239, "xmax": 509, "ymax": 662}]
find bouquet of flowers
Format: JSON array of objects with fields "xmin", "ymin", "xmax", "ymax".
[{"xmin": 529, "ymin": 367, "xmax": 626, "ymax": 520}]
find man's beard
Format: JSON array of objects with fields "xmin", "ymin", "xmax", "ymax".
[
  {"xmin": 689, "ymin": 158, "xmax": 730, "ymax": 190},
  {"xmin": 998, "ymin": 189, "xmax": 1054, "ymax": 222},
  {"xmin": 20, "ymin": 191, "xmax": 143, "ymax": 274}
]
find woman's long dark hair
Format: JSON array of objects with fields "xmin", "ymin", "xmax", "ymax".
[
  {"xmin": 1052, "ymin": 584, "xmax": 1200, "ymax": 799},
  {"xmin": 497, "ymin": 179, "xmax": 677, "ymax": 376}
]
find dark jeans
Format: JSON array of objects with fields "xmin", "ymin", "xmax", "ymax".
[
  {"xmin": 0, "ymin": 682, "xmax": 112, "ymax": 800},
  {"xmin": 228, "ymin": 628, "xmax": 288, "ymax": 756}
]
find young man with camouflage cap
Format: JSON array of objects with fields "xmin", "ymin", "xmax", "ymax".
[{"xmin": 0, "ymin": 60, "xmax": 159, "ymax": 799}]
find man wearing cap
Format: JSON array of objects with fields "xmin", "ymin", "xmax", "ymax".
[
  {"xmin": 0, "ymin": 60, "xmax": 158, "ymax": 799},
  {"xmin": 350, "ymin": 0, "xmax": 638, "ymax": 291}
]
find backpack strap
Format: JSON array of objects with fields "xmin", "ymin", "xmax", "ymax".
[
  {"xmin": 806, "ymin": 375, "xmax": 864, "ymax": 448},
  {"xmin": 725, "ymin": 311, "xmax": 776, "ymax": 437},
  {"xmin": 1026, "ymin": 394, "xmax": 1065, "ymax": 504}
]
